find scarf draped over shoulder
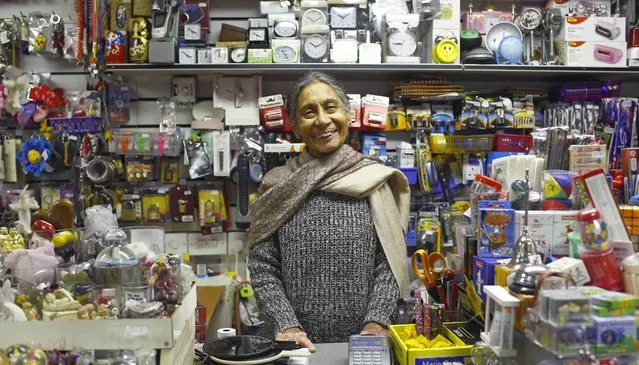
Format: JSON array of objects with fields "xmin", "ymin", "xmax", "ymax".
[{"xmin": 248, "ymin": 144, "xmax": 410, "ymax": 297}]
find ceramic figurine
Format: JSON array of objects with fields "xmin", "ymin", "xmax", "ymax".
[
  {"xmin": 0, "ymin": 280, "xmax": 27, "ymax": 322},
  {"xmin": 105, "ymin": 31, "xmax": 126, "ymax": 64},
  {"xmin": 21, "ymin": 302, "xmax": 38, "ymax": 321},
  {"xmin": 42, "ymin": 289, "xmax": 81, "ymax": 312},
  {"xmin": 9, "ymin": 186, "xmax": 40, "ymax": 236}
]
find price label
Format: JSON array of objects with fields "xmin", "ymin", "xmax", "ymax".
[{"xmin": 126, "ymin": 326, "xmax": 149, "ymax": 337}]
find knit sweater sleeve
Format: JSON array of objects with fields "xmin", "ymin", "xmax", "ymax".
[
  {"xmin": 364, "ymin": 243, "xmax": 400, "ymax": 327},
  {"xmin": 248, "ymin": 235, "xmax": 301, "ymax": 334}
]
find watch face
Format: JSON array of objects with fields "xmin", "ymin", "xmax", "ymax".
[
  {"xmin": 184, "ymin": 23, "xmax": 202, "ymax": 40},
  {"xmin": 211, "ymin": 48, "xmax": 228, "ymax": 63},
  {"xmin": 388, "ymin": 30, "xmax": 417, "ymax": 57},
  {"xmin": 303, "ymin": 35, "xmax": 328, "ymax": 60},
  {"xmin": 330, "ymin": 7, "xmax": 357, "ymax": 29},
  {"xmin": 302, "ymin": 9, "xmax": 327, "ymax": 26},
  {"xmin": 274, "ymin": 20, "xmax": 298, "ymax": 38},
  {"xmin": 249, "ymin": 29, "xmax": 266, "ymax": 42},
  {"xmin": 230, "ymin": 48, "xmax": 247, "ymax": 63},
  {"xmin": 275, "ymin": 45, "xmax": 296, "ymax": 61}
]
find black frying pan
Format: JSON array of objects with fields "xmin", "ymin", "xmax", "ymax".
[{"xmin": 202, "ymin": 335, "xmax": 303, "ymax": 361}]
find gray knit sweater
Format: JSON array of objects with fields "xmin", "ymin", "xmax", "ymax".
[{"xmin": 247, "ymin": 190, "xmax": 399, "ymax": 343}]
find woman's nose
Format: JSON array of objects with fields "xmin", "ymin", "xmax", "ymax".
[{"xmin": 315, "ymin": 108, "xmax": 331, "ymax": 125}]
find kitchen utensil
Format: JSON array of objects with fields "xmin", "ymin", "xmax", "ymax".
[
  {"xmin": 462, "ymin": 48, "xmax": 496, "ymax": 64},
  {"xmin": 203, "ymin": 336, "xmax": 310, "ymax": 364},
  {"xmin": 485, "ymin": 22, "xmax": 522, "ymax": 54}
]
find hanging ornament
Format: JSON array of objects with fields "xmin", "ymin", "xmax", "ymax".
[{"xmin": 16, "ymin": 135, "xmax": 54, "ymax": 176}]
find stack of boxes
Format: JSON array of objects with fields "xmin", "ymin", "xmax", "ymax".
[
  {"xmin": 556, "ymin": 15, "xmax": 627, "ymax": 67},
  {"xmin": 425, "ymin": 0, "xmax": 461, "ymax": 64}
]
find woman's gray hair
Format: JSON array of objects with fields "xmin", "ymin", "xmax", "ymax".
[{"xmin": 287, "ymin": 71, "xmax": 350, "ymax": 127}]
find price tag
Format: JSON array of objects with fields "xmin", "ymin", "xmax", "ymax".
[
  {"xmin": 126, "ymin": 326, "xmax": 149, "ymax": 337},
  {"xmin": 0, "ymin": 31, "xmax": 10, "ymax": 45}
]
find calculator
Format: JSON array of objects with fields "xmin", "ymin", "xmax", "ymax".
[{"xmin": 348, "ymin": 334, "xmax": 392, "ymax": 365}]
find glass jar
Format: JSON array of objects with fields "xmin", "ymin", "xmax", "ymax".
[
  {"xmin": 469, "ymin": 174, "xmax": 503, "ymax": 233},
  {"xmin": 94, "ymin": 228, "xmax": 142, "ymax": 286}
]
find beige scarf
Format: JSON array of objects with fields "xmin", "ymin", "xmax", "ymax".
[{"xmin": 248, "ymin": 145, "xmax": 410, "ymax": 297}]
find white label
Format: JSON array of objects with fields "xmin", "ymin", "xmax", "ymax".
[
  {"xmin": 0, "ymin": 31, "xmax": 9, "ymax": 44},
  {"xmin": 184, "ymin": 190, "xmax": 192, "ymax": 195},
  {"xmin": 69, "ymin": 135, "xmax": 78, "ymax": 141},
  {"xmin": 125, "ymin": 291, "xmax": 147, "ymax": 302},
  {"xmin": 126, "ymin": 326, "xmax": 149, "ymax": 337},
  {"xmin": 182, "ymin": 215, "xmax": 194, "ymax": 222}
]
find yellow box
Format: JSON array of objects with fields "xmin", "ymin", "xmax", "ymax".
[
  {"xmin": 512, "ymin": 291, "xmax": 536, "ymax": 333},
  {"xmin": 390, "ymin": 324, "xmax": 473, "ymax": 365},
  {"xmin": 495, "ymin": 265, "xmax": 516, "ymax": 286}
]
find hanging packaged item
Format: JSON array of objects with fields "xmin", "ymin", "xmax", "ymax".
[
  {"xmin": 28, "ymin": 12, "xmax": 54, "ymax": 55},
  {"xmin": 160, "ymin": 156, "xmax": 180, "ymax": 183},
  {"xmin": 198, "ymin": 184, "xmax": 229, "ymax": 234},
  {"xmin": 107, "ymin": 83, "xmax": 131, "ymax": 124},
  {"xmin": 259, "ymin": 94, "xmax": 290, "ymax": 131},
  {"xmin": 111, "ymin": 0, "xmax": 132, "ymax": 31},
  {"xmin": 118, "ymin": 188, "xmax": 142, "ymax": 223},
  {"xmin": 361, "ymin": 94, "xmax": 389, "ymax": 129},
  {"xmin": 142, "ymin": 189, "xmax": 169, "ymax": 223},
  {"xmin": 184, "ymin": 139, "xmax": 212, "ymax": 179},
  {"xmin": 125, "ymin": 156, "xmax": 155, "ymax": 182},
  {"xmin": 170, "ymin": 185, "xmax": 195, "ymax": 223}
]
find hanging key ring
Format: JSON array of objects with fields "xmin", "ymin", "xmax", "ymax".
[{"xmin": 50, "ymin": 12, "xmax": 61, "ymax": 25}]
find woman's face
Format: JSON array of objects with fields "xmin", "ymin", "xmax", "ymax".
[{"xmin": 294, "ymin": 81, "xmax": 349, "ymax": 158}]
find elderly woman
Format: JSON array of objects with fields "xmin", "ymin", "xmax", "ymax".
[{"xmin": 247, "ymin": 72, "xmax": 410, "ymax": 351}]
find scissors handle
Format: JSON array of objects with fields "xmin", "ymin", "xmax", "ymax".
[{"xmin": 411, "ymin": 249, "xmax": 434, "ymax": 286}]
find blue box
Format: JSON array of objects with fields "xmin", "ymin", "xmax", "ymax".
[
  {"xmin": 472, "ymin": 256, "xmax": 504, "ymax": 302},
  {"xmin": 478, "ymin": 200, "xmax": 512, "ymax": 210},
  {"xmin": 479, "ymin": 208, "xmax": 515, "ymax": 258}
]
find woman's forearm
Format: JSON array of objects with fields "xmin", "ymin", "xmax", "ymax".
[{"xmin": 247, "ymin": 236, "xmax": 301, "ymax": 333}]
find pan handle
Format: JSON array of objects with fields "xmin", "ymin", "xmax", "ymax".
[{"xmin": 274, "ymin": 340, "xmax": 303, "ymax": 351}]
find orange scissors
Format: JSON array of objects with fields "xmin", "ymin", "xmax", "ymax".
[
  {"xmin": 411, "ymin": 249, "xmax": 447, "ymax": 287},
  {"xmin": 411, "ymin": 249, "xmax": 449, "ymax": 308}
]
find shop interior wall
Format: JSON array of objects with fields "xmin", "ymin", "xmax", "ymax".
[{"xmin": 5, "ymin": 0, "xmax": 639, "ymax": 266}]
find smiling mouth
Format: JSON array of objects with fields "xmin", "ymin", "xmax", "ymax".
[{"xmin": 315, "ymin": 130, "xmax": 337, "ymax": 138}]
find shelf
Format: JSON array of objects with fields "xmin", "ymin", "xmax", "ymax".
[
  {"xmin": 105, "ymin": 63, "xmax": 639, "ymax": 81},
  {"xmin": 0, "ymin": 285, "xmax": 198, "ymax": 350}
]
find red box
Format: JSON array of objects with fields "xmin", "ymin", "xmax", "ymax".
[
  {"xmin": 195, "ymin": 324, "xmax": 207, "ymax": 342},
  {"xmin": 195, "ymin": 305, "xmax": 207, "ymax": 325}
]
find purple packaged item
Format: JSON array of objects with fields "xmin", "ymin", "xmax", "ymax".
[
  {"xmin": 560, "ymin": 81, "xmax": 621, "ymax": 102},
  {"xmin": 17, "ymin": 102, "xmax": 37, "ymax": 126}
]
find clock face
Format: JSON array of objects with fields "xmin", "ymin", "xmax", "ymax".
[
  {"xmin": 518, "ymin": 8, "xmax": 542, "ymax": 30},
  {"xmin": 303, "ymin": 35, "xmax": 328, "ymax": 60},
  {"xmin": 198, "ymin": 49, "xmax": 211, "ymax": 63},
  {"xmin": 274, "ymin": 20, "xmax": 298, "ymax": 38},
  {"xmin": 248, "ymin": 29, "xmax": 266, "ymax": 42},
  {"xmin": 179, "ymin": 48, "xmax": 196, "ymax": 63},
  {"xmin": 302, "ymin": 9, "xmax": 327, "ymax": 26},
  {"xmin": 275, "ymin": 45, "xmax": 297, "ymax": 62},
  {"xmin": 231, "ymin": 48, "xmax": 247, "ymax": 63},
  {"xmin": 184, "ymin": 23, "xmax": 202, "ymax": 40},
  {"xmin": 330, "ymin": 7, "xmax": 357, "ymax": 29},
  {"xmin": 388, "ymin": 31, "xmax": 417, "ymax": 57},
  {"xmin": 211, "ymin": 48, "xmax": 228, "ymax": 63}
]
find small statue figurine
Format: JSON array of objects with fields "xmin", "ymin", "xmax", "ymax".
[
  {"xmin": 21, "ymin": 302, "xmax": 38, "ymax": 321},
  {"xmin": 9, "ymin": 186, "xmax": 40, "ymax": 236}
]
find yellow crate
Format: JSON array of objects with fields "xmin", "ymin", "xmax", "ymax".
[
  {"xmin": 428, "ymin": 135, "xmax": 494, "ymax": 154},
  {"xmin": 389, "ymin": 324, "xmax": 473, "ymax": 365}
]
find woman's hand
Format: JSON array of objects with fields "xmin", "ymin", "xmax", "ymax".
[
  {"xmin": 361, "ymin": 322, "xmax": 389, "ymax": 336},
  {"xmin": 275, "ymin": 327, "xmax": 317, "ymax": 353}
]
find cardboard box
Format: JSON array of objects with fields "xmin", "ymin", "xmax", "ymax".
[
  {"xmin": 479, "ymin": 208, "xmax": 514, "ymax": 258},
  {"xmin": 557, "ymin": 41, "xmax": 627, "ymax": 68},
  {"xmin": 559, "ymin": 16, "xmax": 626, "ymax": 42},
  {"xmin": 547, "ymin": 257, "xmax": 591, "ymax": 286},
  {"xmin": 432, "ymin": 0, "xmax": 461, "ymax": 29},
  {"xmin": 461, "ymin": 10, "xmax": 513, "ymax": 34},
  {"xmin": 546, "ymin": 0, "xmax": 611, "ymax": 16},
  {"xmin": 515, "ymin": 211, "xmax": 554, "ymax": 259},
  {"xmin": 552, "ymin": 212, "xmax": 578, "ymax": 257},
  {"xmin": 473, "ymin": 256, "xmax": 503, "ymax": 302},
  {"xmin": 569, "ymin": 144, "xmax": 607, "ymax": 174}
]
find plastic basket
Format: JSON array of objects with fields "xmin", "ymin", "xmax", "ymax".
[
  {"xmin": 494, "ymin": 134, "xmax": 533, "ymax": 152},
  {"xmin": 428, "ymin": 135, "xmax": 494, "ymax": 154}
]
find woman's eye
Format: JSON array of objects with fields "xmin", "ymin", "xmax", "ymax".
[
  {"xmin": 303, "ymin": 111, "xmax": 315, "ymax": 118},
  {"xmin": 325, "ymin": 105, "xmax": 338, "ymax": 113}
]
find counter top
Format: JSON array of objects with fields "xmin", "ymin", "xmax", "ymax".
[{"xmin": 309, "ymin": 343, "xmax": 349, "ymax": 365}]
